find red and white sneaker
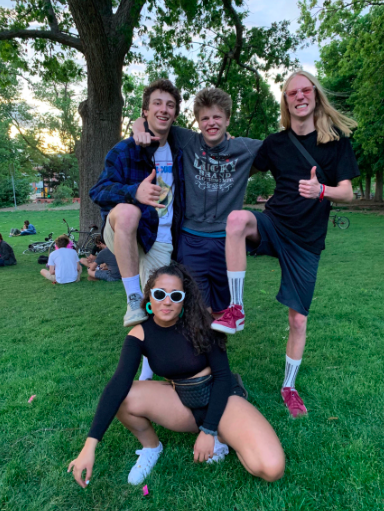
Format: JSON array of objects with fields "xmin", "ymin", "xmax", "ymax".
[
  {"xmin": 281, "ymin": 387, "xmax": 307, "ymax": 418},
  {"xmin": 211, "ymin": 305, "xmax": 245, "ymax": 334}
]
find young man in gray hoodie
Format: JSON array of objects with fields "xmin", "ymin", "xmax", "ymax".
[{"xmin": 134, "ymin": 87, "xmax": 261, "ymax": 322}]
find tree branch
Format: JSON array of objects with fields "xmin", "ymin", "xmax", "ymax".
[
  {"xmin": 0, "ymin": 29, "xmax": 83, "ymax": 52},
  {"xmin": 113, "ymin": 0, "xmax": 146, "ymax": 62},
  {"xmin": 44, "ymin": 0, "xmax": 59, "ymax": 32}
]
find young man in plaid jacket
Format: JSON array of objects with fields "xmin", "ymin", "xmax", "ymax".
[{"xmin": 90, "ymin": 80, "xmax": 185, "ymax": 342}]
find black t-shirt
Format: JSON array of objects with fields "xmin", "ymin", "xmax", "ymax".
[
  {"xmin": 88, "ymin": 317, "xmax": 231, "ymax": 441},
  {"xmin": 95, "ymin": 248, "xmax": 121, "ymax": 279},
  {"xmin": 253, "ymin": 129, "xmax": 360, "ymax": 254}
]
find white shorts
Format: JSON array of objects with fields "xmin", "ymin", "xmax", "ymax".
[{"xmin": 103, "ymin": 214, "xmax": 173, "ymax": 289}]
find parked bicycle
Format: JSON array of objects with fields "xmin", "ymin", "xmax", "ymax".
[
  {"xmin": 47, "ymin": 218, "xmax": 100, "ymax": 256},
  {"xmin": 22, "ymin": 233, "xmax": 55, "ymax": 255},
  {"xmin": 329, "ymin": 212, "xmax": 350, "ymax": 230}
]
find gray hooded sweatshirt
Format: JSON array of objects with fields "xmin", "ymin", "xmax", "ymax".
[{"xmin": 171, "ymin": 126, "xmax": 262, "ymax": 233}]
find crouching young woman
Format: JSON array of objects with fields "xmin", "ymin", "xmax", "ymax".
[{"xmin": 68, "ymin": 263, "xmax": 285, "ymax": 487}]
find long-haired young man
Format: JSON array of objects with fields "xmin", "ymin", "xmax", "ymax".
[{"xmin": 212, "ymin": 71, "xmax": 360, "ymax": 417}]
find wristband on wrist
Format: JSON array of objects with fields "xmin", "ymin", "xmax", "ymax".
[
  {"xmin": 199, "ymin": 426, "xmax": 218, "ymax": 436},
  {"xmin": 319, "ymin": 184, "xmax": 325, "ymax": 202}
]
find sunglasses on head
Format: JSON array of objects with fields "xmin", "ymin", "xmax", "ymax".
[{"xmin": 150, "ymin": 288, "xmax": 185, "ymax": 303}]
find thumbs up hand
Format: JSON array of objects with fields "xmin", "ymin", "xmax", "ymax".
[
  {"xmin": 298, "ymin": 166, "xmax": 321, "ymax": 199},
  {"xmin": 135, "ymin": 169, "xmax": 165, "ymax": 208}
]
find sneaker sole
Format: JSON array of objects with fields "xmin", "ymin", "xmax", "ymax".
[
  {"xmin": 211, "ymin": 318, "xmax": 245, "ymax": 335},
  {"xmin": 123, "ymin": 315, "xmax": 148, "ymax": 327},
  {"xmin": 211, "ymin": 323, "xmax": 236, "ymax": 334}
]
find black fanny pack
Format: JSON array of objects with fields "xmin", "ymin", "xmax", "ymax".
[{"xmin": 167, "ymin": 375, "xmax": 213, "ymax": 409}]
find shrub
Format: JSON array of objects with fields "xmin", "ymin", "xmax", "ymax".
[
  {"xmin": 52, "ymin": 184, "xmax": 73, "ymax": 206},
  {"xmin": 0, "ymin": 177, "xmax": 32, "ymax": 207},
  {"xmin": 244, "ymin": 172, "xmax": 275, "ymax": 204}
]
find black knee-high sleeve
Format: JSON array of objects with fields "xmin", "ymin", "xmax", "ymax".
[{"xmin": 88, "ymin": 335, "xmax": 144, "ymax": 441}]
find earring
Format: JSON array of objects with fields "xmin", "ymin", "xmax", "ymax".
[
  {"xmin": 179, "ymin": 307, "xmax": 184, "ymax": 318},
  {"xmin": 146, "ymin": 302, "xmax": 153, "ymax": 314}
]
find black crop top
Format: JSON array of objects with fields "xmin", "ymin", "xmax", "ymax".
[{"xmin": 88, "ymin": 317, "xmax": 232, "ymax": 441}]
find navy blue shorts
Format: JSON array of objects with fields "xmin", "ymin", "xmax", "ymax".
[
  {"xmin": 247, "ymin": 211, "xmax": 320, "ymax": 316},
  {"xmin": 177, "ymin": 231, "xmax": 230, "ymax": 313}
]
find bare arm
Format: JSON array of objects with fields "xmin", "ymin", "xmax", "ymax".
[
  {"xmin": 49, "ymin": 265, "xmax": 55, "ymax": 275},
  {"xmin": 89, "ymin": 261, "xmax": 98, "ymax": 271},
  {"xmin": 323, "ymin": 180, "xmax": 354, "ymax": 203}
]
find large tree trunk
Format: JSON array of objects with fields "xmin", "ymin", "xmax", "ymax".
[
  {"xmin": 374, "ymin": 170, "xmax": 383, "ymax": 202},
  {"xmin": 67, "ymin": 0, "xmax": 146, "ymax": 235},
  {"xmin": 78, "ymin": 68, "xmax": 123, "ymax": 236},
  {"xmin": 359, "ymin": 180, "xmax": 364, "ymax": 198},
  {"xmin": 365, "ymin": 174, "xmax": 371, "ymax": 200}
]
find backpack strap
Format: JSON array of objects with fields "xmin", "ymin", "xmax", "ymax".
[{"xmin": 288, "ymin": 130, "xmax": 328, "ymax": 185}]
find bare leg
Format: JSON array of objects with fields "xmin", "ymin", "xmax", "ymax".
[
  {"xmin": 79, "ymin": 257, "xmax": 90, "ymax": 267},
  {"xmin": 40, "ymin": 269, "xmax": 55, "ymax": 282},
  {"xmin": 286, "ymin": 309, "xmax": 307, "ymax": 360},
  {"xmin": 226, "ymin": 210, "xmax": 260, "ymax": 271},
  {"xmin": 108, "ymin": 204, "xmax": 141, "ymax": 278},
  {"xmin": 116, "ymin": 381, "xmax": 198, "ymax": 448},
  {"xmin": 218, "ymin": 396, "xmax": 285, "ymax": 482}
]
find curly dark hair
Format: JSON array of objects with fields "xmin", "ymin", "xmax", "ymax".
[
  {"xmin": 141, "ymin": 79, "xmax": 181, "ymax": 117},
  {"xmin": 141, "ymin": 262, "xmax": 227, "ymax": 354}
]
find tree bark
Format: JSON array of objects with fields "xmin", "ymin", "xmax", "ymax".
[
  {"xmin": 374, "ymin": 170, "xmax": 383, "ymax": 202},
  {"xmin": 364, "ymin": 174, "xmax": 371, "ymax": 200}
]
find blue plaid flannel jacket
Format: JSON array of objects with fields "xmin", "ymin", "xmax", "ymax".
[{"xmin": 89, "ymin": 132, "xmax": 185, "ymax": 256}]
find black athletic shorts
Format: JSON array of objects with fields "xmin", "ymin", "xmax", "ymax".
[
  {"xmin": 247, "ymin": 211, "xmax": 320, "ymax": 316},
  {"xmin": 177, "ymin": 231, "xmax": 230, "ymax": 313}
]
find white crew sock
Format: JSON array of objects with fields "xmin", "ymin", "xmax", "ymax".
[
  {"xmin": 282, "ymin": 355, "xmax": 302, "ymax": 389},
  {"xmin": 122, "ymin": 275, "xmax": 142, "ymax": 303},
  {"xmin": 227, "ymin": 271, "xmax": 246, "ymax": 308},
  {"xmin": 139, "ymin": 356, "xmax": 154, "ymax": 380}
]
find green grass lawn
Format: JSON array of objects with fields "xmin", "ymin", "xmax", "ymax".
[{"xmin": 1, "ymin": 210, "xmax": 384, "ymax": 511}]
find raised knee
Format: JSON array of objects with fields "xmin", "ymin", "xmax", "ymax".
[
  {"xmin": 226, "ymin": 210, "xmax": 250, "ymax": 235},
  {"xmin": 110, "ymin": 204, "xmax": 141, "ymax": 231}
]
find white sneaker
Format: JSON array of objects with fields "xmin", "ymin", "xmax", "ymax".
[
  {"xmin": 123, "ymin": 293, "xmax": 148, "ymax": 327},
  {"xmin": 206, "ymin": 437, "xmax": 229, "ymax": 464},
  {"xmin": 128, "ymin": 442, "xmax": 163, "ymax": 485}
]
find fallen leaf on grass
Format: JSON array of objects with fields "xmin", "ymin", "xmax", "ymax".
[
  {"xmin": 260, "ymin": 290, "xmax": 266, "ymax": 294},
  {"xmin": 328, "ymin": 417, "xmax": 338, "ymax": 421}
]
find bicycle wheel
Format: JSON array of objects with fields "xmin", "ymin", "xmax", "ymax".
[
  {"xmin": 82, "ymin": 233, "xmax": 100, "ymax": 257},
  {"xmin": 336, "ymin": 216, "xmax": 350, "ymax": 230},
  {"xmin": 24, "ymin": 242, "xmax": 48, "ymax": 254}
]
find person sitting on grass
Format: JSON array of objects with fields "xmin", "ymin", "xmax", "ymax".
[
  {"xmin": 0, "ymin": 233, "xmax": 17, "ymax": 266},
  {"xmin": 9, "ymin": 220, "xmax": 37, "ymax": 237},
  {"xmin": 87, "ymin": 242, "xmax": 121, "ymax": 282},
  {"xmin": 40, "ymin": 235, "xmax": 82, "ymax": 284},
  {"xmin": 79, "ymin": 236, "xmax": 104, "ymax": 268},
  {"xmin": 68, "ymin": 263, "xmax": 284, "ymax": 488}
]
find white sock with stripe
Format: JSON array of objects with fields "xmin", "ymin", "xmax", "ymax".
[
  {"xmin": 282, "ymin": 355, "xmax": 302, "ymax": 389},
  {"xmin": 227, "ymin": 270, "xmax": 246, "ymax": 310},
  {"xmin": 122, "ymin": 274, "xmax": 142, "ymax": 303}
]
